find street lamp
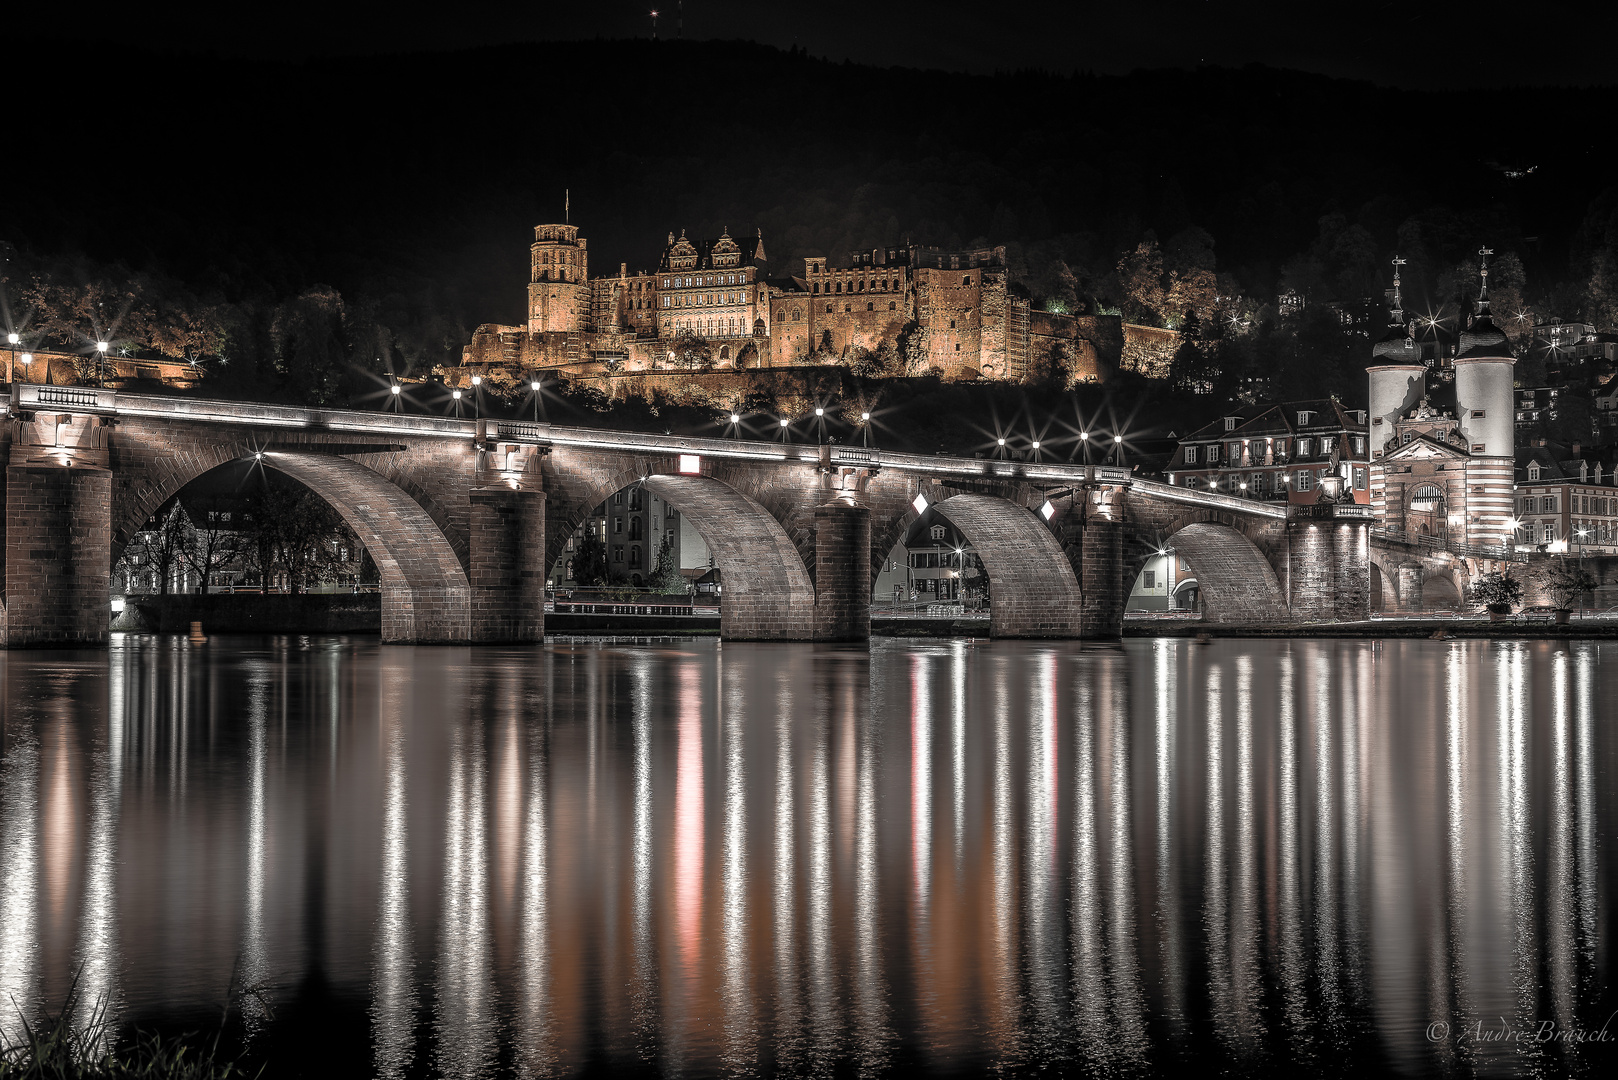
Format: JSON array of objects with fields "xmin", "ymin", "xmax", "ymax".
[
  {"xmin": 815, "ymin": 406, "xmax": 825, "ymax": 444},
  {"xmin": 96, "ymin": 339, "xmax": 109, "ymax": 387},
  {"xmin": 452, "ymin": 388, "xmax": 463, "ymax": 417},
  {"xmin": 779, "ymin": 416, "xmax": 791, "ymax": 443},
  {"xmin": 470, "ymin": 374, "xmax": 482, "ymax": 421},
  {"xmin": 530, "ymin": 377, "xmax": 543, "ymax": 422},
  {"xmin": 861, "ymin": 410, "xmax": 872, "ymax": 448}
]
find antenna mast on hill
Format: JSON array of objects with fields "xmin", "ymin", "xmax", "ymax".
[
  {"xmin": 649, "ymin": 9, "xmax": 658, "ymax": 39},
  {"xmin": 565, "ymin": 189, "xmax": 570, "ymax": 224}
]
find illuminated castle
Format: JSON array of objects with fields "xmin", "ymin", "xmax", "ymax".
[{"xmin": 460, "ymin": 220, "xmax": 1122, "ymax": 385}]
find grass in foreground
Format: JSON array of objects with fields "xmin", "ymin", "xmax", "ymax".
[{"xmin": 0, "ymin": 985, "xmax": 257, "ymax": 1080}]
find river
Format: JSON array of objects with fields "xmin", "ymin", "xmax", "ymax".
[{"xmin": 0, "ymin": 635, "xmax": 1613, "ymax": 1078}]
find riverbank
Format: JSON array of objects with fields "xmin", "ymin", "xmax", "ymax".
[
  {"xmin": 1124, "ymin": 618, "xmax": 1618, "ymax": 638},
  {"xmin": 113, "ymin": 593, "xmax": 381, "ymax": 634}
]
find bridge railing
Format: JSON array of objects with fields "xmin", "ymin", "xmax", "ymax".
[
  {"xmin": 1128, "ymin": 477, "xmax": 1290, "ymax": 519},
  {"xmin": 1370, "ymin": 526, "xmax": 1528, "ymax": 563},
  {"xmin": 0, "ymin": 385, "xmax": 1272, "ymax": 507}
]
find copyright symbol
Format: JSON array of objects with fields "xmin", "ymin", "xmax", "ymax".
[{"xmin": 1426, "ymin": 1022, "xmax": 1450, "ymax": 1042}]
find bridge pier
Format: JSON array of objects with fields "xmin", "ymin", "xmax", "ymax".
[
  {"xmin": 813, "ymin": 499, "xmax": 871, "ymax": 641},
  {"xmin": 1066, "ymin": 514, "xmax": 1125, "ymax": 638},
  {"xmin": 469, "ymin": 487, "xmax": 546, "ymax": 643},
  {"xmin": 1287, "ymin": 517, "xmax": 1371, "ymax": 622},
  {"xmin": 5, "ymin": 459, "xmax": 112, "ymax": 646}
]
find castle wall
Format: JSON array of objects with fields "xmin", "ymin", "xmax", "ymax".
[{"xmin": 914, "ymin": 266, "xmax": 989, "ymax": 376}]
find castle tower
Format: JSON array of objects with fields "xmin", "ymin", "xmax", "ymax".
[
  {"xmin": 527, "ymin": 224, "xmax": 589, "ymax": 334},
  {"xmin": 1367, "ymin": 255, "xmax": 1426, "ymax": 449},
  {"xmin": 1451, "ymin": 248, "xmax": 1516, "ymax": 544}
]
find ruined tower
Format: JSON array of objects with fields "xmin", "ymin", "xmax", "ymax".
[{"xmin": 527, "ymin": 224, "xmax": 589, "ymax": 334}]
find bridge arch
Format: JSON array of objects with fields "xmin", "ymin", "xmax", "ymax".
[
  {"xmin": 872, "ymin": 488, "xmax": 1081, "ymax": 639},
  {"xmin": 259, "ymin": 453, "xmax": 470, "ymax": 643},
  {"xmin": 108, "ymin": 424, "xmax": 468, "ymax": 573},
  {"xmin": 641, "ymin": 474, "xmax": 817, "ymax": 639},
  {"xmin": 1124, "ymin": 509, "xmax": 1289, "ymax": 624}
]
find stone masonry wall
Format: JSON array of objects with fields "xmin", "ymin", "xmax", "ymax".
[
  {"xmin": 813, "ymin": 502, "xmax": 871, "ymax": 641},
  {"xmin": 469, "ymin": 488, "xmax": 545, "ymax": 643},
  {"xmin": 6, "ymin": 464, "xmax": 112, "ymax": 646}
]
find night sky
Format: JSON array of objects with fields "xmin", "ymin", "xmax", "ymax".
[{"xmin": 18, "ymin": 0, "xmax": 1615, "ymax": 91}]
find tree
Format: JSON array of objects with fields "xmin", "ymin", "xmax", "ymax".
[
  {"xmin": 1468, "ymin": 571, "xmax": 1524, "ymax": 614},
  {"xmin": 649, "ymin": 534, "xmax": 684, "ymax": 593},
  {"xmin": 1117, "ymin": 235, "xmax": 1167, "ymax": 325},
  {"xmin": 572, "ymin": 527, "xmax": 610, "ymax": 586},
  {"xmin": 181, "ymin": 497, "xmax": 243, "ymax": 594},
  {"xmin": 121, "ymin": 503, "xmax": 191, "ymax": 594},
  {"xmin": 242, "ymin": 487, "xmax": 347, "ymax": 594},
  {"xmin": 1535, "ymin": 559, "xmax": 1596, "ymax": 611}
]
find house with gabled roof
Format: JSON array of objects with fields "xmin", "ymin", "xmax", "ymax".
[{"xmin": 1165, "ymin": 398, "xmax": 1370, "ymax": 505}]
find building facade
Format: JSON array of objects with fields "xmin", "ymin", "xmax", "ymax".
[
  {"xmin": 1166, "ymin": 399, "xmax": 1371, "ymax": 504},
  {"xmin": 458, "ymin": 220, "xmax": 1122, "ymax": 386},
  {"xmin": 871, "ymin": 513, "xmax": 984, "ymax": 604},
  {"xmin": 549, "ymin": 486, "xmax": 684, "ymax": 589},
  {"xmin": 1514, "ymin": 441, "xmax": 1618, "ymax": 553}
]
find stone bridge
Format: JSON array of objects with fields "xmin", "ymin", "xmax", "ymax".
[{"xmin": 0, "ymin": 383, "xmax": 1375, "ymax": 646}]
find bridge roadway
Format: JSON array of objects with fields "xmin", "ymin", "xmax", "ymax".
[{"xmin": 2, "ymin": 383, "xmax": 1381, "ymax": 646}]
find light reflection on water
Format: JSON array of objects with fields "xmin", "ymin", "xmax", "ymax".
[{"xmin": 0, "ymin": 635, "xmax": 1614, "ymax": 1078}]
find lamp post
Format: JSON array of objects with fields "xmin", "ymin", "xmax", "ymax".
[
  {"xmin": 471, "ymin": 374, "xmax": 482, "ymax": 421},
  {"xmin": 531, "ymin": 378, "xmax": 543, "ymax": 422},
  {"xmin": 5, "ymin": 332, "xmax": 16, "ymax": 383},
  {"xmin": 452, "ymin": 388, "xmax": 463, "ymax": 418},
  {"xmin": 814, "ymin": 406, "xmax": 825, "ymax": 445},
  {"xmin": 779, "ymin": 416, "xmax": 791, "ymax": 443},
  {"xmin": 861, "ymin": 411, "xmax": 871, "ymax": 448},
  {"xmin": 96, "ymin": 340, "xmax": 109, "ymax": 387},
  {"xmin": 389, "ymin": 382, "xmax": 401, "ymax": 412}
]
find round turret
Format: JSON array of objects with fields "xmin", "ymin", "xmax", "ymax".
[{"xmin": 1453, "ymin": 248, "xmax": 1515, "ymax": 455}]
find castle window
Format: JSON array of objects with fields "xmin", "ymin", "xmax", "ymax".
[
  {"xmin": 949, "ymin": 319, "xmax": 956, "ymax": 329},
  {"xmin": 889, "ymin": 302, "xmax": 896, "ymax": 310},
  {"xmin": 835, "ymin": 282, "xmax": 842, "ymax": 293},
  {"xmin": 963, "ymin": 276, "xmax": 971, "ymax": 286},
  {"xmin": 827, "ymin": 304, "xmax": 833, "ymax": 313},
  {"xmin": 845, "ymin": 305, "xmax": 851, "ymax": 313},
  {"xmin": 813, "ymin": 283, "xmax": 819, "ymax": 294},
  {"xmin": 955, "ymin": 343, "xmax": 961, "ymax": 351},
  {"xmin": 867, "ymin": 302, "xmax": 874, "ymax": 311}
]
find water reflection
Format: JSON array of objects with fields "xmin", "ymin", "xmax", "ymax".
[{"xmin": 0, "ymin": 636, "xmax": 1613, "ymax": 1078}]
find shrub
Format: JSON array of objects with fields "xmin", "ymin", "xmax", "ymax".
[{"xmin": 1468, "ymin": 571, "xmax": 1523, "ymax": 614}]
